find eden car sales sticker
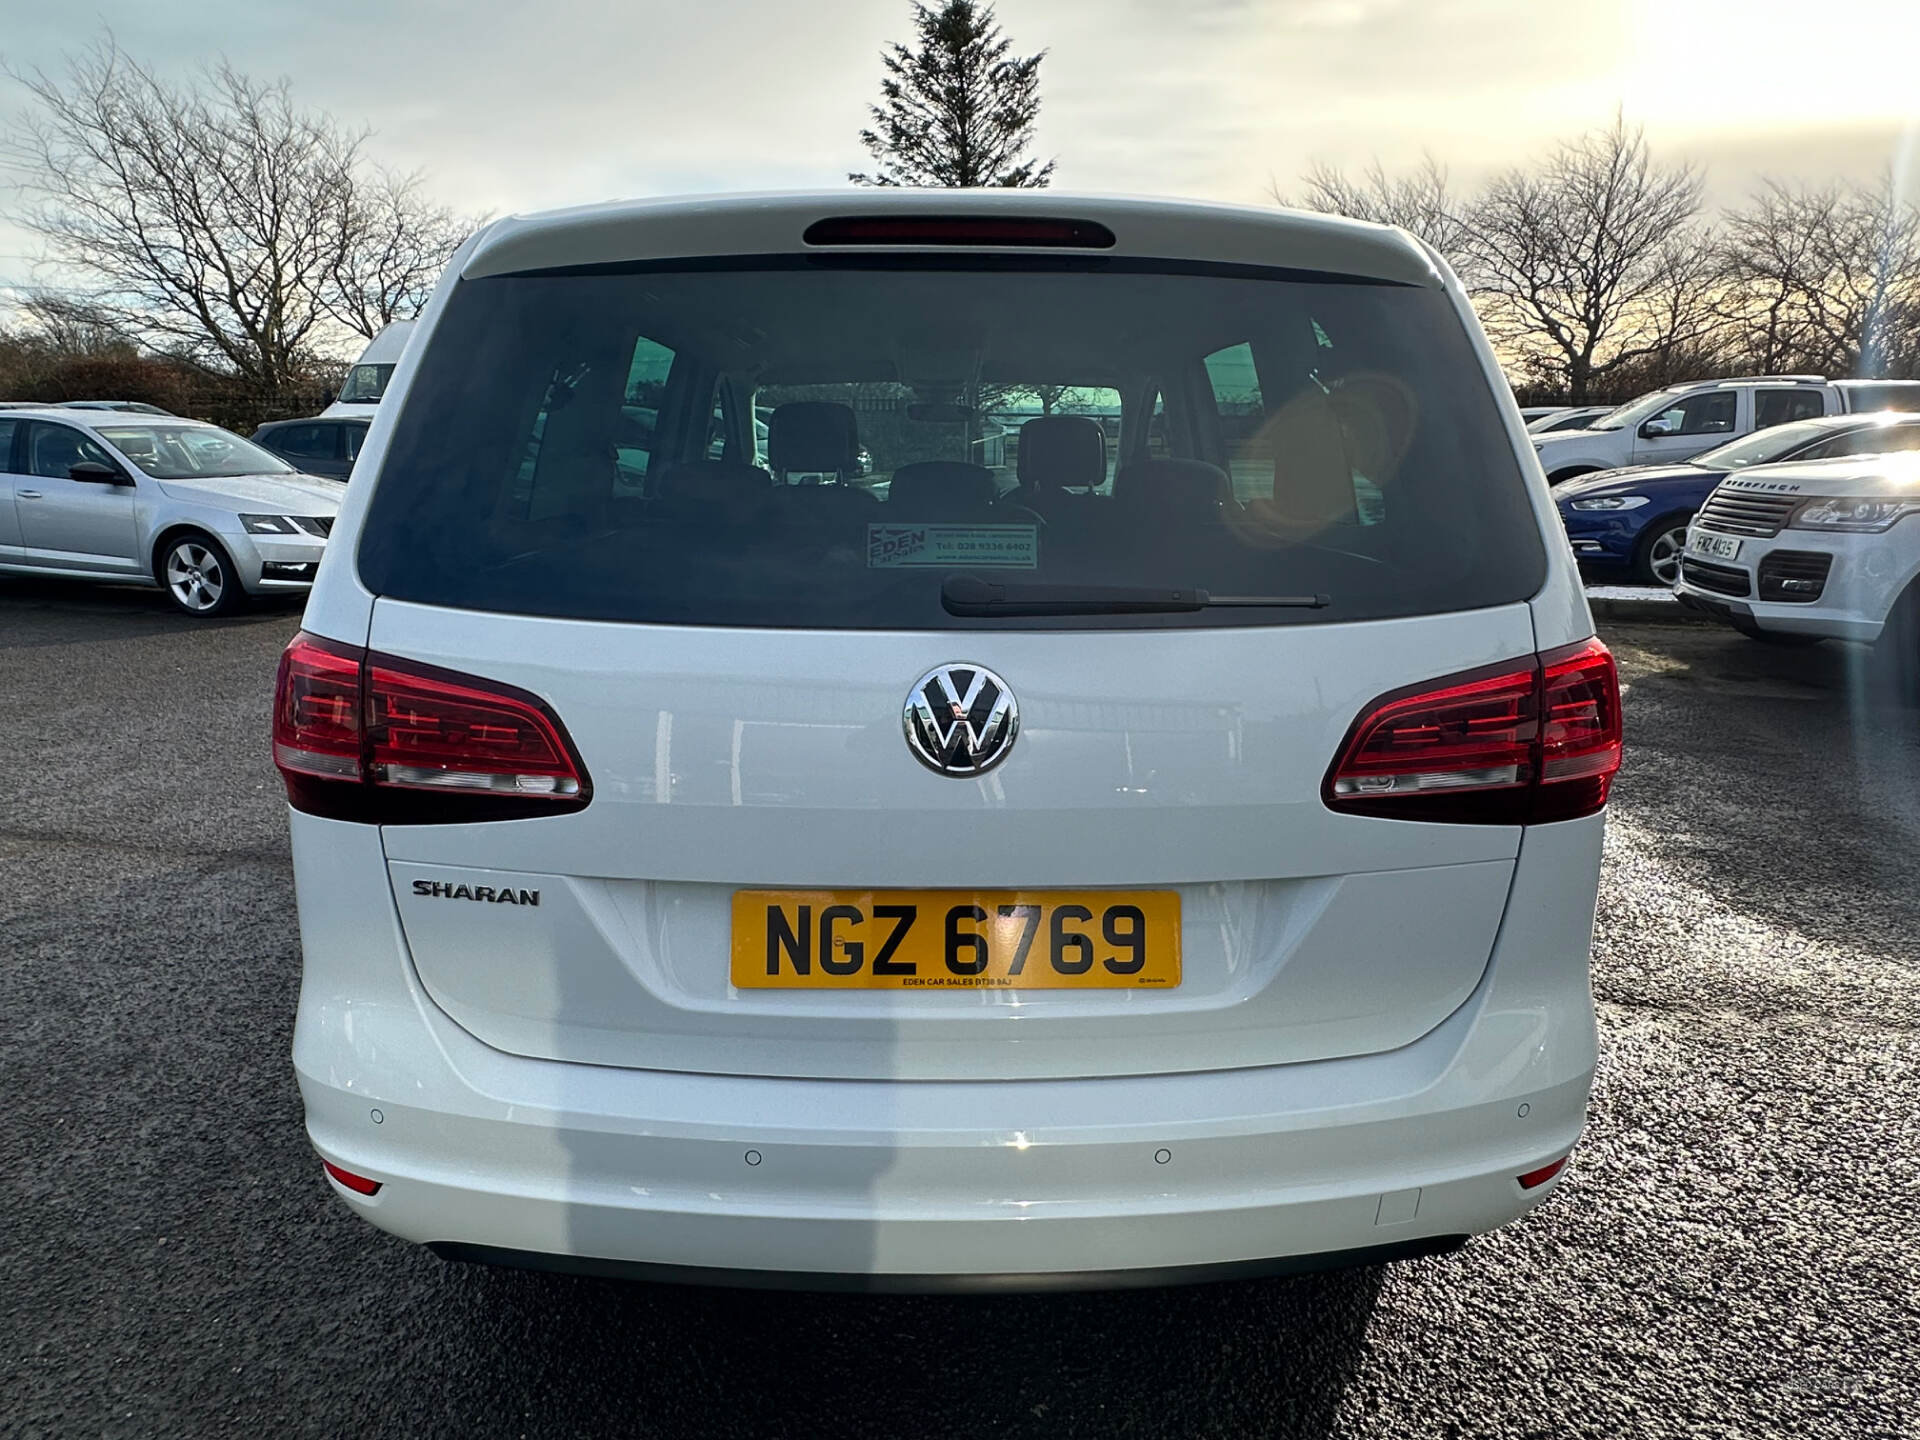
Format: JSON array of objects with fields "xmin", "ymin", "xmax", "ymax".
[{"xmin": 867, "ymin": 524, "xmax": 1039, "ymax": 569}]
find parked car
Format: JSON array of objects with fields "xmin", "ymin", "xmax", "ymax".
[
  {"xmin": 277, "ymin": 190, "xmax": 1618, "ymax": 1292},
  {"xmin": 253, "ymin": 416, "xmax": 371, "ymax": 481},
  {"xmin": 1530, "ymin": 376, "xmax": 1920, "ymax": 483},
  {"xmin": 1527, "ymin": 405, "xmax": 1612, "ymax": 435},
  {"xmin": 1518, "ymin": 405, "xmax": 1568, "ymax": 423},
  {"xmin": 1676, "ymin": 452, "xmax": 1920, "ymax": 656},
  {"xmin": 322, "ymin": 321, "xmax": 415, "ymax": 419},
  {"xmin": 1556, "ymin": 412, "xmax": 1920, "ymax": 584},
  {"xmin": 58, "ymin": 400, "xmax": 177, "ymax": 416},
  {"xmin": 0, "ymin": 407, "xmax": 340, "ymax": 615},
  {"xmin": 0, "ymin": 400, "xmax": 174, "ymax": 414}
]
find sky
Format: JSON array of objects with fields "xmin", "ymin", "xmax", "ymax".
[{"xmin": 2, "ymin": 0, "xmax": 1918, "ymax": 316}]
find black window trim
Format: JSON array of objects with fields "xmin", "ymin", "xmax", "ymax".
[{"xmin": 487, "ymin": 251, "xmax": 1419, "ymax": 289}]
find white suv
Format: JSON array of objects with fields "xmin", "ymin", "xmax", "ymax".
[
  {"xmin": 1532, "ymin": 377, "xmax": 1920, "ymax": 483},
  {"xmin": 1677, "ymin": 452, "xmax": 1920, "ymax": 648},
  {"xmin": 276, "ymin": 192, "xmax": 1620, "ymax": 1290}
]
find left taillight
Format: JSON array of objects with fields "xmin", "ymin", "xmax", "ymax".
[
  {"xmin": 272, "ymin": 630, "xmax": 591, "ymax": 823},
  {"xmin": 1324, "ymin": 638, "xmax": 1621, "ymax": 825}
]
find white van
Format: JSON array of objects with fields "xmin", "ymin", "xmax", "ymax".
[
  {"xmin": 322, "ymin": 322, "xmax": 416, "ymax": 419},
  {"xmin": 277, "ymin": 192, "xmax": 1619, "ymax": 1290}
]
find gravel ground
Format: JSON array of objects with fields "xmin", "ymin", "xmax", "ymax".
[{"xmin": 2, "ymin": 576, "xmax": 1915, "ymax": 1440}]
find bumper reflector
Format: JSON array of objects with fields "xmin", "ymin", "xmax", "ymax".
[
  {"xmin": 322, "ymin": 1160, "xmax": 381, "ymax": 1196},
  {"xmin": 1517, "ymin": 1156, "xmax": 1569, "ymax": 1190}
]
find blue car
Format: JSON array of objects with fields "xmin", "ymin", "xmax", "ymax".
[{"xmin": 1555, "ymin": 412, "xmax": 1920, "ymax": 584}]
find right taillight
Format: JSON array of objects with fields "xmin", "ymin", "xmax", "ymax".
[
  {"xmin": 272, "ymin": 631, "xmax": 591, "ymax": 824},
  {"xmin": 1324, "ymin": 638, "xmax": 1620, "ymax": 825}
]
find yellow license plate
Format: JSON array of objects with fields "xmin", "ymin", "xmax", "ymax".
[{"xmin": 731, "ymin": 890, "xmax": 1181, "ymax": 990}]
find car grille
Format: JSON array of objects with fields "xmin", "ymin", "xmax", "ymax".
[
  {"xmin": 1697, "ymin": 490, "xmax": 1799, "ymax": 538},
  {"xmin": 1757, "ymin": 550, "xmax": 1831, "ymax": 603},
  {"xmin": 291, "ymin": 515, "xmax": 333, "ymax": 538},
  {"xmin": 1680, "ymin": 557, "xmax": 1752, "ymax": 597}
]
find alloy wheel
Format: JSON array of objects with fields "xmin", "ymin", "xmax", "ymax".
[
  {"xmin": 1647, "ymin": 525, "xmax": 1686, "ymax": 586},
  {"xmin": 165, "ymin": 542, "xmax": 226, "ymax": 612}
]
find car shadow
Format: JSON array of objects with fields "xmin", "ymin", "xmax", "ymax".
[
  {"xmin": 0, "ymin": 574, "xmax": 306, "ymax": 646},
  {"xmin": 450, "ymin": 1261, "xmax": 1387, "ymax": 1439}
]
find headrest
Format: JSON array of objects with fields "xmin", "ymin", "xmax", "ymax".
[
  {"xmin": 651, "ymin": 459, "xmax": 773, "ymax": 507},
  {"xmin": 886, "ymin": 460, "xmax": 996, "ymax": 513},
  {"xmin": 767, "ymin": 402, "xmax": 858, "ymax": 475},
  {"xmin": 1017, "ymin": 415, "xmax": 1106, "ymax": 491},
  {"xmin": 1110, "ymin": 458, "xmax": 1231, "ymax": 515}
]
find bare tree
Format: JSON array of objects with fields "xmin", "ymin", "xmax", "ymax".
[
  {"xmin": 322, "ymin": 168, "xmax": 475, "ymax": 340},
  {"xmin": 1281, "ymin": 155, "xmax": 1470, "ymax": 262},
  {"xmin": 7, "ymin": 39, "xmax": 363, "ymax": 387},
  {"xmin": 1463, "ymin": 118, "xmax": 1708, "ymax": 402},
  {"xmin": 852, "ymin": 1, "xmax": 1052, "ymax": 188},
  {"xmin": 1718, "ymin": 179, "xmax": 1920, "ymax": 378},
  {"xmin": 6, "ymin": 36, "xmax": 468, "ymax": 385},
  {"xmin": 14, "ymin": 291, "xmax": 136, "ymax": 356}
]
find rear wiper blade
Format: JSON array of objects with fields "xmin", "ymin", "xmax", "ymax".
[{"xmin": 941, "ymin": 575, "xmax": 1331, "ymax": 617}]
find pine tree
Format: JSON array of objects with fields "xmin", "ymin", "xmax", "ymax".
[{"xmin": 851, "ymin": 2, "xmax": 1053, "ymax": 189}]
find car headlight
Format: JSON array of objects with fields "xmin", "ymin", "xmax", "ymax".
[
  {"xmin": 240, "ymin": 513, "xmax": 297, "ymax": 534},
  {"xmin": 1569, "ymin": 495, "xmax": 1651, "ymax": 511},
  {"xmin": 1789, "ymin": 497, "xmax": 1920, "ymax": 532}
]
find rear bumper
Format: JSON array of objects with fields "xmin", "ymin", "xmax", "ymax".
[{"xmin": 291, "ymin": 812, "xmax": 1602, "ymax": 1288}]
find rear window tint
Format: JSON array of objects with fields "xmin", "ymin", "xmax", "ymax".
[
  {"xmin": 1841, "ymin": 383, "xmax": 1920, "ymax": 413},
  {"xmin": 359, "ymin": 259, "xmax": 1545, "ymax": 630}
]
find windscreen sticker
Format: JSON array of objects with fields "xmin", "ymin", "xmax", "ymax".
[{"xmin": 867, "ymin": 524, "xmax": 1039, "ymax": 569}]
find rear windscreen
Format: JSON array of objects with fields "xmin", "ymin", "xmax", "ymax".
[{"xmin": 358, "ymin": 257, "xmax": 1546, "ymax": 630}]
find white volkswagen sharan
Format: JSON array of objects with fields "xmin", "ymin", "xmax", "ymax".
[{"xmin": 277, "ymin": 191, "xmax": 1619, "ymax": 1291}]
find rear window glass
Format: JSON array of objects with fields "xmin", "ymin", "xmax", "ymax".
[
  {"xmin": 358, "ymin": 259, "xmax": 1545, "ymax": 630},
  {"xmin": 1841, "ymin": 383, "xmax": 1920, "ymax": 413}
]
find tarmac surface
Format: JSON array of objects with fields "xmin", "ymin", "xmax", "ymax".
[{"xmin": 2, "ymin": 575, "xmax": 1915, "ymax": 1439}]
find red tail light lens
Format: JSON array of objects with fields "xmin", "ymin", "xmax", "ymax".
[
  {"xmin": 273, "ymin": 633, "xmax": 362, "ymax": 781},
  {"xmin": 1325, "ymin": 639, "xmax": 1620, "ymax": 825},
  {"xmin": 272, "ymin": 631, "xmax": 591, "ymax": 823},
  {"xmin": 367, "ymin": 658, "xmax": 584, "ymax": 799},
  {"xmin": 1535, "ymin": 639, "xmax": 1623, "ymax": 821}
]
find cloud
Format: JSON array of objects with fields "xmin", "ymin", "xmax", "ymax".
[{"xmin": 1, "ymin": 0, "xmax": 1914, "ymax": 317}]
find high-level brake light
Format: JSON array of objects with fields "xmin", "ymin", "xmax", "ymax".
[
  {"xmin": 1324, "ymin": 638, "xmax": 1621, "ymax": 824},
  {"xmin": 273, "ymin": 631, "xmax": 591, "ymax": 824},
  {"xmin": 802, "ymin": 215, "xmax": 1118, "ymax": 248}
]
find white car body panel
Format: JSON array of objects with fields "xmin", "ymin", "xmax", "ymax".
[
  {"xmin": 370, "ymin": 600, "xmax": 1536, "ymax": 1082},
  {"xmin": 289, "ymin": 191, "xmax": 1606, "ymax": 1285}
]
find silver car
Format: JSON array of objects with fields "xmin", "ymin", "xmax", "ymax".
[{"xmin": 0, "ymin": 408, "xmax": 341, "ymax": 616}]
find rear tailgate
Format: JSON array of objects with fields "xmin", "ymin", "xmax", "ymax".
[{"xmin": 376, "ymin": 599, "xmax": 1530, "ymax": 1080}]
